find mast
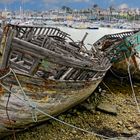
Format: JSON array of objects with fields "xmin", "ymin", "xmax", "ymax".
[{"xmin": 20, "ymin": 0, "xmax": 24, "ymax": 20}]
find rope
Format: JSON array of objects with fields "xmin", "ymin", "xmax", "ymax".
[
  {"xmin": 102, "ymin": 81, "xmax": 114, "ymax": 95},
  {"xmin": 0, "ymin": 68, "xmax": 123, "ymax": 140},
  {"xmin": 6, "ymin": 84, "xmax": 16, "ymax": 140},
  {"xmin": 124, "ymin": 54, "xmax": 140, "ymax": 113},
  {"xmin": 0, "ymin": 68, "xmax": 38, "ymax": 122},
  {"xmin": 11, "ymin": 68, "xmax": 38, "ymax": 122},
  {"xmin": 110, "ymin": 68, "xmax": 128, "ymax": 80},
  {"xmin": 0, "ymin": 80, "xmax": 112, "ymax": 139},
  {"xmin": 0, "ymin": 69, "xmax": 12, "ymax": 80},
  {"xmin": 10, "ymin": 69, "xmax": 29, "ymax": 101}
]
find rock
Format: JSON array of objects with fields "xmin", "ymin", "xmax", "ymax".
[
  {"xmin": 134, "ymin": 122, "xmax": 140, "ymax": 129},
  {"xmin": 127, "ymin": 126, "xmax": 133, "ymax": 131},
  {"xmin": 80, "ymin": 103, "xmax": 95, "ymax": 112},
  {"xmin": 96, "ymin": 102, "xmax": 118, "ymax": 115},
  {"xmin": 118, "ymin": 121, "xmax": 123, "ymax": 126},
  {"xmin": 76, "ymin": 111, "xmax": 81, "ymax": 115},
  {"xmin": 128, "ymin": 133, "xmax": 140, "ymax": 140},
  {"xmin": 98, "ymin": 86, "xmax": 102, "ymax": 92},
  {"xmin": 134, "ymin": 85, "xmax": 137, "ymax": 88},
  {"xmin": 137, "ymin": 98, "xmax": 140, "ymax": 103},
  {"xmin": 73, "ymin": 109, "xmax": 77, "ymax": 113},
  {"xmin": 60, "ymin": 128, "xmax": 65, "ymax": 133},
  {"xmin": 71, "ymin": 129, "xmax": 77, "ymax": 134},
  {"xmin": 122, "ymin": 128, "xmax": 131, "ymax": 135},
  {"xmin": 67, "ymin": 114, "xmax": 72, "ymax": 118},
  {"xmin": 102, "ymin": 90, "xmax": 107, "ymax": 93},
  {"xmin": 130, "ymin": 129, "xmax": 137, "ymax": 135},
  {"xmin": 58, "ymin": 115, "xmax": 65, "ymax": 121}
]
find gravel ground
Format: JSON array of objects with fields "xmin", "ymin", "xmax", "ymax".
[{"xmin": 2, "ymin": 73, "xmax": 140, "ymax": 140}]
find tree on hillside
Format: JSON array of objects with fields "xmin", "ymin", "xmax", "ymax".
[{"xmin": 61, "ymin": 6, "xmax": 73, "ymax": 13}]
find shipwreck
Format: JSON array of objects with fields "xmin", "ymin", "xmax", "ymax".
[
  {"xmin": 91, "ymin": 30, "xmax": 140, "ymax": 80},
  {"xmin": 0, "ymin": 24, "xmax": 111, "ymax": 137}
]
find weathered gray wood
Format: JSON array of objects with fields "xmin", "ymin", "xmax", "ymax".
[
  {"xmin": 16, "ymin": 60, "xmax": 24, "ymax": 65},
  {"xmin": 10, "ymin": 56, "xmax": 18, "ymax": 62},
  {"xmin": 72, "ymin": 69, "xmax": 83, "ymax": 80},
  {"xmin": 78, "ymin": 71, "xmax": 87, "ymax": 80},
  {"xmin": 45, "ymin": 28, "xmax": 50, "ymax": 35},
  {"xmin": 1, "ymin": 28, "xmax": 14, "ymax": 68},
  {"xmin": 52, "ymin": 29, "xmax": 57, "ymax": 35},
  {"xmin": 12, "ymin": 38, "xmax": 107, "ymax": 72},
  {"xmin": 49, "ymin": 28, "xmax": 54, "ymax": 35},
  {"xmin": 13, "ymin": 38, "xmax": 89, "ymax": 64},
  {"xmin": 9, "ymin": 61, "xmax": 30, "ymax": 72},
  {"xmin": 29, "ymin": 58, "xmax": 41, "ymax": 75},
  {"xmin": 12, "ymin": 43, "xmax": 44, "ymax": 59},
  {"xmin": 25, "ymin": 28, "xmax": 34, "ymax": 41},
  {"xmin": 30, "ymin": 39, "xmax": 42, "ymax": 46},
  {"xmin": 54, "ymin": 67, "xmax": 68, "ymax": 80},
  {"xmin": 64, "ymin": 68, "xmax": 77, "ymax": 80},
  {"xmin": 33, "ymin": 27, "xmax": 38, "ymax": 36},
  {"xmin": 23, "ymin": 59, "xmax": 33, "ymax": 66},
  {"xmin": 42, "ymin": 28, "xmax": 47, "ymax": 35},
  {"xmin": 38, "ymin": 27, "xmax": 43, "ymax": 35}
]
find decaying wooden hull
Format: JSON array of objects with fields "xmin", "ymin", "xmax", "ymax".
[
  {"xmin": 0, "ymin": 24, "xmax": 111, "ymax": 137},
  {"xmin": 112, "ymin": 55, "xmax": 140, "ymax": 80},
  {"xmin": 92, "ymin": 30, "xmax": 140, "ymax": 79},
  {"xmin": 0, "ymin": 72, "xmax": 102, "ymax": 137}
]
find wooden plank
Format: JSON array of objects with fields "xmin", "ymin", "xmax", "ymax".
[
  {"xmin": 29, "ymin": 58, "xmax": 40, "ymax": 75},
  {"xmin": 37, "ymin": 28, "xmax": 43, "ymax": 35},
  {"xmin": 72, "ymin": 69, "xmax": 83, "ymax": 80},
  {"xmin": 45, "ymin": 28, "xmax": 50, "ymax": 35},
  {"xmin": 12, "ymin": 38, "xmax": 107, "ymax": 72},
  {"xmin": 9, "ymin": 61, "xmax": 30, "ymax": 72},
  {"xmin": 30, "ymin": 40, "xmax": 42, "ymax": 46},
  {"xmin": 64, "ymin": 68, "xmax": 77, "ymax": 80},
  {"xmin": 42, "ymin": 28, "xmax": 47, "ymax": 35},
  {"xmin": 54, "ymin": 67, "xmax": 68, "ymax": 80},
  {"xmin": 1, "ymin": 28, "xmax": 14, "ymax": 68},
  {"xmin": 25, "ymin": 28, "xmax": 34, "ymax": 41},
  {"xmin": 12, "ymin": 43, "xmax": 44, "ymax": 59},
  {"xmin": 49, "ymin": 28, "xmax": 54, "ymax": 35},
  {"xmin": 13, "ymin": 38, "xmax": 91, "ymax": 68}
]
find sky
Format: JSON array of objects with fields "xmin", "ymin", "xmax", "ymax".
[{"xmin": 0, "ymin": 0, "xmax": 139, "ymax": 11}]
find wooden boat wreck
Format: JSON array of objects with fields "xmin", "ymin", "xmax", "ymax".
[
  {"xmin": 0, "ymin": 24, "xmax": 111, "ymax": 137},
  {"xmin": 91, "ymin": 30, "xmax": 140, "ymax": 80}
]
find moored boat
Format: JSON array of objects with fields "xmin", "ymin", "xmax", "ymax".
[
  {"xmin": 0, "ymin": 24, "xmax": 111, "ymax": 137},
  {"xmin": 91, "ymin": 30, "xmax": 140, "ymax": 80}
]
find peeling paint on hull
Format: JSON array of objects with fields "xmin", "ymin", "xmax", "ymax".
[{"xmin": 0, "ymin": 73, "xmax": 102, "ymax": 137}]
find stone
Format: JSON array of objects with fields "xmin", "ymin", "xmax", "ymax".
[
  {"xmin": 102, "ymin": 90, "xmax": 107, "ymax": 93},
  {"xmin": 80, "ymin": 103, "xmax": 95, "ymax": 111},
  {"xmin": 71, "ymin": 130, "xmax": 77, "ymax": 134},
  {"xmin": 122, "ymin": 128, "xmax": 131, "ymax": 135},
  {"xmin": 118, "ymin": 121, "xmax": 123, "ymax": 126},
  {"xmin": 67, "ymin": 114, "xmax": 72, "ymax": 117},
  {"xmin": 96, "ymin": 102, "xmax": 118, "ymax": 115},
  {"xmin": 130, "ymin": 129, "xmax": 137, "ymax": 135},
  {"xmin": 134, "ymin": 122, "xmax": 140, "ymax": 129},
  {"xmin": 134, "ymin": 85, "xmax": 137, "ymax": 88},
  {"xmin": 129, "ymin": 133, "xmax": 140, "ymax": 140},
  {"xmin": 127, "ymin": 126, "xmax": 133, "ymax": 131}
]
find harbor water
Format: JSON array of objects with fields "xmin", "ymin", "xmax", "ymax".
[{"xmin": 58, "ymin": 27, "xmax": 131, "ymax": 49}]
